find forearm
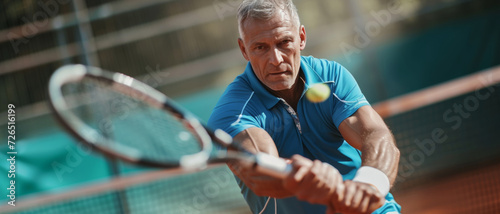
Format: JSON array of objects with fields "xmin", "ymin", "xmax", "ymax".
[
  {"xmin": 230, "ymin": 127, "xmax": 294, "ymax": 198},
  {"xmin": 339, "ymin": 106, "xmax": 400, "ymax": 186},
  {"xmin": 359, "ymin": 129, "xmax": 400, "ymax": 186}
]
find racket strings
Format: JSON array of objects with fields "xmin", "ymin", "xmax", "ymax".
[{"xmin": 61, "ymin": 77, "xmax": 203, "ymax": 164}]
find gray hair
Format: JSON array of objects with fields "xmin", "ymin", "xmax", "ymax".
[{"xmin": 237, "ymin": 0, "xmax": 301, "ymax": 37}]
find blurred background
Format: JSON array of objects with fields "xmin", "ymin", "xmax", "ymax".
[{"xmin": 1, "ymin": 0, "xmax": 499, "ymax": 213}]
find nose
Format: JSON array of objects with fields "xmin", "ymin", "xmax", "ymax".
[{"xmin": 269, "ymin": 47, "xmax": 284, "ymax": 66}]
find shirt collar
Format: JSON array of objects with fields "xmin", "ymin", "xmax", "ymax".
[
  {"xmin": 244, "ymin": 56, "xmax": 325, "ymax": 109},
  {"xmin": 300, "ymin": 56, "xmax": 324, "ymax": 88}
]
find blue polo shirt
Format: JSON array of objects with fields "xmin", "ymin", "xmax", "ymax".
[{"xmin": 208, "ymin": 56, "xmax": 400, "ymax": 214}]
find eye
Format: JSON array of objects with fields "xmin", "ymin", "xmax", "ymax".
[
  {"xmin": 281, "ymin": 39, "xmax": 292, "ymax": 44},
  {"xmin": 280, "ymin": 39, "xmax": 293, "ymax": 47},
  {"xmin": 253, "ymin": 44, "xmax": 267, "ymax": 52}
]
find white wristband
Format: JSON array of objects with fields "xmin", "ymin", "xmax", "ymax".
[{"xmin": 352, "ymin": 166, "xmax": 390, "ymax": 196}]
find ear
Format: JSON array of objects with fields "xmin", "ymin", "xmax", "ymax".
[
  {"xmin": 299, "ymin": 25, "xmax": 306, "ymax": 51},
  {"xmin": 238, "ymin": 38, "xmax": 250, "ymax": 61}
]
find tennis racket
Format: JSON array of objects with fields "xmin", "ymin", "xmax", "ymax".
[{"xmin": 48, "ymin": 64, "xmax": 291, "ymax": 178}]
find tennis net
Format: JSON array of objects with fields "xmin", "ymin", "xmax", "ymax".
[
  {"xmin": 0, "ymin": 166, "xmax": 250, "ymax": 214},
  {"xmin": 374, "ymin": 66, "xmax": 500, "ymax": 213}
]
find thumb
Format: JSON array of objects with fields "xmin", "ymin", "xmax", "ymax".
[
  {"xmin": 289, "ymin": 155, "xmax": 313, "ymax": 182},
  {"xmin": 290, "ymin": 154, "xmax": 312, "ymax": 168},
  {"xmin": 283, "ymin": 155, "xmax": 313, "ymax": 191}
]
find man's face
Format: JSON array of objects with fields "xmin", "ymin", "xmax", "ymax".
[{"xmin": 238, "ymin": 10, "xmax": 306, "ymax": 92}]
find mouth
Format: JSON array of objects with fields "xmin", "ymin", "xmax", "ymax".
[{"xmin": 269, "ymin": 71, "xmax": 289, "ymax": 76}]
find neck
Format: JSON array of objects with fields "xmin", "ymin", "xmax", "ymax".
[{"xmin": 268, "ymin": 72, "xmax": 304, "ymax": 111}]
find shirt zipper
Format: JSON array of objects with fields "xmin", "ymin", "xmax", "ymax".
[{"xmin": 279, "ymin": 98, "xmax": 302, "ymax": 134}]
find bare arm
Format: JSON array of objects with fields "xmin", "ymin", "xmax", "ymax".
[
  {"xmin": 283, "ymin": 155, "xmax": 384, "ymax": 214},
  {"xmin": 282, "ymin": 106, "xmax": 397, "ymax": 213},
  {"xmin": 228, "ymin": 127, "xmax": 294, "ymax": 198},
  {"xmin": 233, "ymin": 127, "xmax": 279, "ymax": 156},
  {"xmin": 338, "ymin": 105, "xmax": 400, "ymax": 185}
]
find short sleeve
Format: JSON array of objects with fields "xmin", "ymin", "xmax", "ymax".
[
  {"xmin": 207, "ymin": 83, "xmax": 262, "ymax": 138},
  {"xmin": 330, "ymin": 63, "xmax": 370, "ymax": 127}
]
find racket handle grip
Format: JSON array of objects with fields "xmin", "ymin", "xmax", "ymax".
[{"xmin": 255, "ymin": 153, "xmax": 292, "ymax": 179}]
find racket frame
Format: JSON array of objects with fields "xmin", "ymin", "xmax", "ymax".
[
  {"xmin": 48, "ymin": 64, "xmax": 291, "ymax": 178},
  {"xmin": 49, "ymin": 64, "xmax": 211, "ymax": 169}
]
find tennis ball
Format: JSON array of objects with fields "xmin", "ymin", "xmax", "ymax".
[{"xmin": 306, "ymin": 83, "xmax": 331, "ymax": 103}]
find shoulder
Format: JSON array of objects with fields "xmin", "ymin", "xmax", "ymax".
[
  {"xmin": 301, "ymin": 55, "xmax": 350, "ymax": 82},
  {"xmin": 222, "ymin": 74, "xmax": 254, "ymax": 101},
  {"xmin": 208, "ymin": 74, "xmax": 265, "ymax": 128},
  {"xmin": 213, "ymin": 75, "xmax": 259, "ymax": 111},
  {"xmin": 302, "ymin": 56, "xmax": 344, "ymax": 70}
]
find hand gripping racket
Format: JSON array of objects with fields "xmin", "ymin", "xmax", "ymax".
[{"xmin": 48, "ymin": 64, "xmax": 291, "ymax": 178}]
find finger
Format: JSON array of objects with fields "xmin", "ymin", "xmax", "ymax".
[
  {"xmin": 292, "ymin": 163, "xmax": 311, "ymax": 182},
  {"xmin": 322, "ymin": 163, "xmax": 344, "ymax": 204},
  {"xmin": 313, "ymin": 161, "xmax": 339, "ymax": 204},
  {"xmin": 324, "ymin": 163, "xmax": 341, "ymax": 185},
  {"xmin": 367, "ymin": 195, "xmax": 385, "ymax": 213},
  {"xmin": 322, "ymin": 162, "xmax": 341, "ymax": 193},
  {"xmin": 290, "ymin": 154, "xmax": 312, "ymax": 166},
  {"xmin": 288, "ymin": 156, "xmax": 314, "ymax": 184},
  {"xmin": 295, "ymin": 162, "xmax": 319, "ymax": 201},
  {"xmin": 290, "ymin": 155, "xmax": 313, "ymax": 171},
  {"xmin": 350, "ymin": 188, "xmax": 364, "ymax": 211},
  {"xmin": 296, "ymin": 160, "xmax": 324, "ymax": 203},
  {"xmin": 283, "ymin": 165, "xmax": 310, "ymax": 194},
  {"xmin": 331, "ymin": 181, "xmax": 345, "ymax": 208},
  {"xmin": 341, "ymin": 181, "xmax": 356, "ymax": 212},
  {"xmin": 357, "ymin": 191, "xmax": 372, "ymax": 214}
]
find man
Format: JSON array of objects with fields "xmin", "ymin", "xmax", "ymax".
[{"xmin": 207, "ymin": 0, "xmax": 401, "ymax": 213}]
